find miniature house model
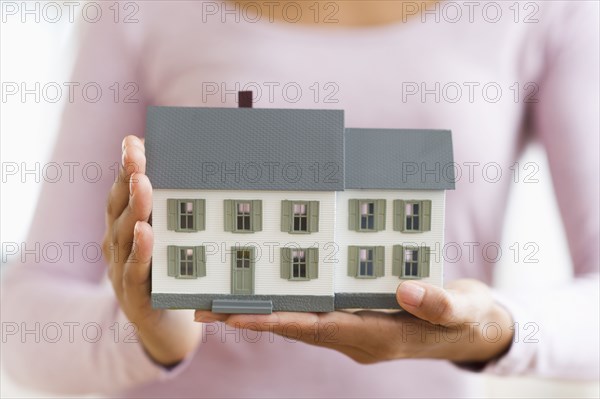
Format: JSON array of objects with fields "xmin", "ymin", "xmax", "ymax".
[{"xmin": 147, "ymin": 92, "xmax": 455, "ymax": 314}]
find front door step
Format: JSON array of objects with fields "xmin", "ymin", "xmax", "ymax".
[{"xmin": 212, "ymin": 299, "xmax": 273, "ymax": 314}]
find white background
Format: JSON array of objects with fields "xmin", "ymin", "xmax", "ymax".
[{"xmin": 1, "ymin": 9, "xmax": 598, "ymax": 399}]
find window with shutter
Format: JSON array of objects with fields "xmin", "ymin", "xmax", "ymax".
[
  {"xmin": 393, "ymin": 246, "xmax": 430, "ymax": 279},
  {"xmin": 349, "ymin": 246, "xmax": 385, "ymax": 278},
  {"xmin": 394, "ymin": 200, "xmax": 432, "ymax": 233},
  {"xmin": 349, "ymin": 199, "xmax": 386, "ymax": 232},
  {"xmin": 167, "ymin": 245, "xmax": 206, "ymax": 279},
  {"xmin": 225, "ymin": 200, "xmax": 263, "ymax": 233},
  {"xmin": 167, "ymin": 199, "xmax": 205, "ymax": 232},
  {"xmin": 281, "ymin": 200, "xmax": 320, "ymax": 234},
  {"xmin": 280, "ymin": 247, "xmax": 319, "ymax": 280}
]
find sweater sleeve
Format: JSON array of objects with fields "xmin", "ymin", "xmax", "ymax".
[
  {"xmin": 483, "ymin": 2, "xmax": 600, "ymax": 379},
  {"xmin": 1, "ymin": 7, "xmax": 191, "ymax": 394}
]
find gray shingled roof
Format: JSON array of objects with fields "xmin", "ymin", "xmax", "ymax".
[
  {"xmin": 146, "ymin": 107, "xmax": 345, "ymax": 191},
  {"xmin": 146, "ymin": 107, "xmax": 455, "ymax": 191},
  {"xmin": 345, "ymin": 128, "xmax": 455, "ymax": 190}
]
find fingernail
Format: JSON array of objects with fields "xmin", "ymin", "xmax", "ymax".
[
  {"xmin": 398, "ymin": 282, "xmax": 425, "ymax": 307},
  {"xmin": 129, "ymin": 173, "xmax": 136, "ymax": 196},
  {"xmin": 134, "ymin": 221, "xmax": 140, "ymax": 237}
]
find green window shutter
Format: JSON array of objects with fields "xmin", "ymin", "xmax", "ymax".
[
  {"xmin": 194, "ymin": 246, "xmax": 206, "ymax": 277},
  {"xmin": 251, "ymin": 200, "xmax": 262, "ymax": 232},
  {"xmin": 348, "ymin": 199, "xmax": 358, "ymax": 231},
  {"xmin": 375, "ymin": 199, "xmax": 386, "ymax": 231},
  {"xmin": 393, "ymin": 200, "xmax": 405, "ymax": 232},
  {"xmin": 281, "ymin": 200, "xmax": 292, "ymax": 232},
  {"xmin": 194, "ymin": 199, "xmax": 206, "ymax": 231},
  {"xmin": 167, "ymin": 199, "xmax": 178, "ymax": 231},
  {"xmin": 392, "ymin": 245, "xmax": 403, "ymax": 276},
  {"xmin": 248, "ymin": 246, "xmax": 256, "ymax": 266},
  {"xmin": 374, "ymin": 246, "xmax": 385, "ymax": 277},
  {"xmin": 230, "ymin": 246, "xmax": 236, "ymax": 270},
  {"xmin": 418, "ymin": 246, "xmax": 430, "ymax": 277},
  {"xmin": 421, "ymin": 200, "xmax": 432, "ymax": 232},
  {"xmin": 308, "ymin": 248, "xmax": 319, "ymax": 279},
  {"xmin": 280, "ymin": 247, "xmax": 291, "ymax": 279},
  {"xmin": 347, "ymin": 246, "xmax": 359, "ymax": 277},
  {"xmin": 224, "ymin": 200, "xmax": 234, "ymax": 232},
  {"xmin": 308, "ymin": 201, "xmax": 320, "ymax": 233},
  {"xmin": 167, "ymin": 245, "xmax": 177, "ymax": 276}
]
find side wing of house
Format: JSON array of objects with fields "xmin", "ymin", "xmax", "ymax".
[
  {"xmin": 334, "ymin": 189, "xmax": 445, "ymax": 309},
  {"xmin": 334, "ymin": 128, "xmax": 454, "ymax": 309}
]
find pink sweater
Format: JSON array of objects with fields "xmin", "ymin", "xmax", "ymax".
[{"xmin": 3, "ymin": 1, "xmax": 598, "ymax": 397}]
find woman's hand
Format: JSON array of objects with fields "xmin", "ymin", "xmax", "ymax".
[
  {"xmin": 194, "ymin": 279, "xmax": 514, "ymax": 364},
  {"xmin": 102, "ymin": 135, "xmax": 202, "ymax": 367}
]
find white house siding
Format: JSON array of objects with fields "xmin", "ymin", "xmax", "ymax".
[
  {"xmin": 152, "ymin": 190, "xmax": 336, "ymax": 296},
  {"xmin": 334, "ymin": 190, "xmax": 445, "ymax": 294}
]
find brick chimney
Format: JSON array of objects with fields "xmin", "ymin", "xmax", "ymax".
[{"xmin": 238, "ymin": 91, "xmax": 253, "ymax": 108}]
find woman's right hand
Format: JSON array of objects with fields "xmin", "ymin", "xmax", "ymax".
[{"xmin": 102, "ymin": 135, "xmax": 202, "ymax": 367}]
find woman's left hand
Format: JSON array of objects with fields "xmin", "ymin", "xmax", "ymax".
[{"xmin": 194, "ymin": 279, "xmax": 514, "ymax": 364}]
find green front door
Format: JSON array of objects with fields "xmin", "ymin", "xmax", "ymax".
[{"xmin": 232, "ymin": 247, "xmax": 254, "ymax": 294}]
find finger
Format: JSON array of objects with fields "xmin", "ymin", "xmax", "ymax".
[
  {"xmin": 194, "ymin": 311, "xmax": 335, "ymax": 345},
  {"xmin": 122, "ymin": 221, "xmax": 153, "ymax": 309},
  {"xmin": 106, "ymin": 138, "xmax": 147, "ymax": 223},
  {"xmin": 196, "ymin": 309, "xmax": 410, "ymax": 363},
  {"xmin": 194, "ymin": 311, "xmax": 232, "ymax": 323},
  {"xmin": 113, "ymin": 173, "xmax": 153, "ymax": 264},
  {"xmin": 193, "ymin": 310, "xmax": 379, "ymax": 362},
  {"xmin": 209, "ymin": 310, "xmax": 386, "ymax": 347},
  {"xmin": 396, "ymin": 280, "xmax": 480, "ymax": 326},
  {"xmin": 122, "ymin": 135, "xmax": 145, "ymax": 154},
  {"xmin": 121, "ymin": 137, "xmax": 146, "ymax": 182}
]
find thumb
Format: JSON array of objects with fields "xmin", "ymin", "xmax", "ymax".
[{"xmin": 396, "ymin": 281, "xmax": 463, "ymax": 326}]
